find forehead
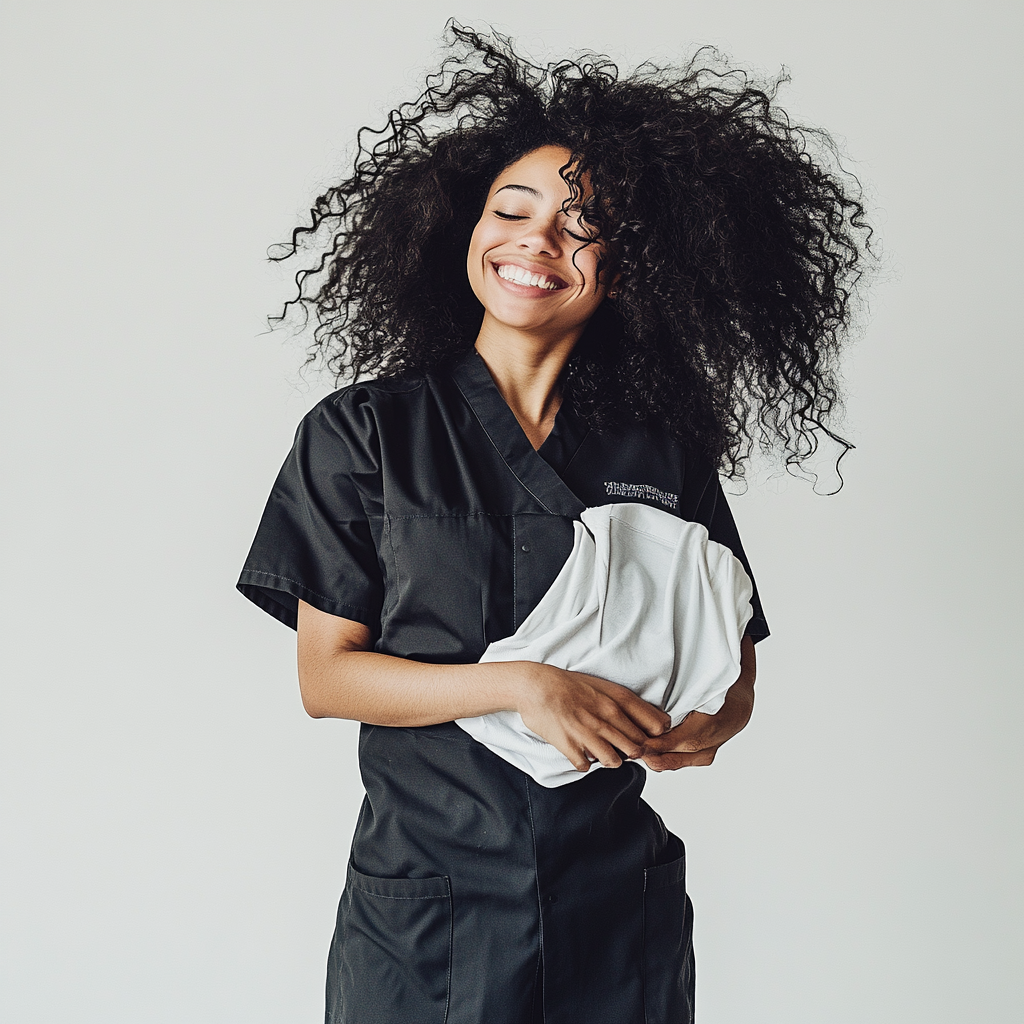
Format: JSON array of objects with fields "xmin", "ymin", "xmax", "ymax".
[{"xmin": 488, "ymin": 145, "xmax": 580, "ymax": 200}]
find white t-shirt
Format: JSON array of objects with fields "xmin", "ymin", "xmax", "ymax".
[{"xmin": 456, "ymin": 502, "xmax": 754, "ymax": 787}]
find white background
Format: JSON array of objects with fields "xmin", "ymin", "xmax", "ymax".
[{"xmin": 1, "ymin": 2, "xmax": 1021, "ymax": 1021}]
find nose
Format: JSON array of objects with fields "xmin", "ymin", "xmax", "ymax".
[{"xmin": 516, "ymin": 215, "xmax": 562, "ymax": 257}]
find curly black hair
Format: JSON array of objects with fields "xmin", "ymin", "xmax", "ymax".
[{"xmin": 274, "ymin": 22, "xmax": 872, "ymax": 481}]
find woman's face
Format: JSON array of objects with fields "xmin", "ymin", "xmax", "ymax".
[{"xmin": 467, "ymin": 145, "xmax": 612, "ymax": 344}]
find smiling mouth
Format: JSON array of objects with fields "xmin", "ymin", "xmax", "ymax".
[{"xmin": 493, "ymin": 262, "xmax": 568, "ymax": 291}]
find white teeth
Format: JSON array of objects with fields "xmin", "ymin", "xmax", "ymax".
[{"xmin": 496, "ymin": 264, "xmax": 559, "ymax": 290}]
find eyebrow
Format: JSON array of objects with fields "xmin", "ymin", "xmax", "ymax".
[{"xmin": 494, "ymin": 183, "xmax": 542, "ymax": 198}]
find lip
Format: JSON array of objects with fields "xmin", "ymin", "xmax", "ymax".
[{"xmin": 489, "ymin": 259, "xmax": 570, "ymax": 293}]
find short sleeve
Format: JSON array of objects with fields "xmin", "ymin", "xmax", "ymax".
[
  {"xmin": 236, "ymin": 391, "xmax": 384, "ymax": 632},
  {"xmin": 680, "ymin": 454, "xmax": 771, "ymax": 643}
]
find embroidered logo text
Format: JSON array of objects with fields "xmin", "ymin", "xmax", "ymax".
[{"xmin": 603, "ymin": 481, "xmax": 678, "ymax": 509}]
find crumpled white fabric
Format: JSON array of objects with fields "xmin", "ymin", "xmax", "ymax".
[{"xmin": 456, "ymin": 502, "xmax": 754, "ymax": 787}]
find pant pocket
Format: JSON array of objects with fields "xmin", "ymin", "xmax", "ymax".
[
  {"xmin": 642, "ymin": 853, "xmax": 695, "ymax": 1024},
  {"xmin": 326, "ymin": 863, "xmax": 452, "ymax": 1024}
]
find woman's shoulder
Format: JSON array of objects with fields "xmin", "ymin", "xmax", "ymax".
[
  {"xmin": 325, "ymin": 370, "xmax": 428, "ymax": 407},
  {"xmin": 291, "ymin": 366, "xmax": 456, "ymax": 457},
  {"xmin": 300, "ymin": 370, "xmax": 430, "ymax": 424}
]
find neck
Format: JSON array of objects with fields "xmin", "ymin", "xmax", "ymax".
[{"xmin": 473, "ymin": 316, "xmax": 582, "ymax": 450}]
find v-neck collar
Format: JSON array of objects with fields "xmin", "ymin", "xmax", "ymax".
[
  {"xmin": 536, "ymin": 397, "xmax": 588, "ymax": 476},
  {"xmin": 450, "ymin": 350, "xmax": 587, "ymax": 518}
]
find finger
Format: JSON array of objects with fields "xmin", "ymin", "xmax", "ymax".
[
  {"xmin": 596, "ymin": 708, "xmax": 649, "ymax": 753},
  {"xmin": 584, "ymin": 676, "xmax": 672, "ymax": 736},
  {"xmin": 645, "ymin": 748, "xmax": 718, "ymax": 770},
  {"xmin": 594, "ymin": 716, "xmax": 648, "ymax": 760},
  {"xmin": 687, "ymin": 748, "xmax": 717, "ymax": 767},
  {"xmin": 610, "ymin": 690, "xmax": 672, "ymax": 737},
  {"xmin": 583, "ymin": 739, "xmax": 624, "ymax": 770},
  {"xmin": 645, "ymin": 714, "xmax": 719, "ymax": 754},
  {"xmin": 574, "ymin": 696, "xmax": 648, "ymax": 755}
]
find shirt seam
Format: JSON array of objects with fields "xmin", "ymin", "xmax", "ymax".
[
  {"xmin": 348, "ymin": 890, "xmax": 447, "ymax": 901},
  {"xmin": 557, "ymin": 425, "xmax": 593, "ymax": 475},
  {"xmin": 384, "ymin": 515, "xmax": 402, "ymax": 607},
  {"xmin": 524, "ymin": 779, "xmax": 545, "ymax": 1024},
  {"xmin": 239, "ymin": 571, "xmax": 377, "ymax": 624},
  {"xmin": 695, "ymin": 471, "xmax": 718, "ymax": 522},
  {"xmin": 238, "ymin": 570, "xmax": 339, "ymax": 607},
  {"xmin": 371, "ymin": 511, "xmax": 554, "ymax": 520},
  {"xmin": 452, "ymin": 375, "xmax": 558, "ymax": 515},
  {"xmin": 512, "ymin": 517, "xmax": 519, "ymax": 631}
]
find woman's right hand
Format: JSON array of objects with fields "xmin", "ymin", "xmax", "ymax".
[{"xmin": 514, "ymin": 664, "xmax": 671, "ymax": 773}]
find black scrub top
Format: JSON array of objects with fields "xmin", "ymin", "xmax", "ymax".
[{"xmin": 238, "ymin": 350, "xmax": 769, "ymax": 1024}]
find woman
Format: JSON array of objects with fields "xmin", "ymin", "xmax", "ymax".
[{"xmin": 238, "ymin": 25, "xmax": 869, "ymax": 1024}]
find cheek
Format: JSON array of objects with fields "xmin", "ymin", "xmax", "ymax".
[
  {"xmin": 466, "ymin": 222, "xmax": 496, "ymax": 301},
  {"xmin": 466, "ymin": 221, "xmax": 493, "ymax": 283}
]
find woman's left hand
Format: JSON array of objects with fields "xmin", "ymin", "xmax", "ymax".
[{"xmin": 641, "ymin": 636, "xmax": 756, "ymax": 771}]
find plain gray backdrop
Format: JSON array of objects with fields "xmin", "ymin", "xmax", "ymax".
[{"xmin": 1, "ymin": 2, "xmax": 1021, "ymax": 1022}]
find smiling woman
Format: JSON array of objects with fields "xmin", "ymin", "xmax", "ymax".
[
  {"xmin": 274, "ymin": 25, "xmax": 869, "ymax": 477},
  {"xmin": 469, "ymin": 147, "xmax": 611, "ymax": 339},
  {"xmin": 467, "ymin": 145, "xmax": 615, "ymax": 446},
  {"xmin": 239, "ymin": 22, "xmax": 871, "ymax": 1024}
]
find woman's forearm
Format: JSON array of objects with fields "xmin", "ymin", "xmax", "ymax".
[
  {"xmin": 296, "ymin": 598, "xmax": 529, "ymax": 724},
  {"xmin": 295, "ymin": 600, "xmax": 670, "ymax": 770},
  {"xmin": 300, "ymin": 647, "xmax": 528, "ymax": 725}
]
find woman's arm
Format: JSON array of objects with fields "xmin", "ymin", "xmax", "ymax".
[
  {"xmin": 641, "ymin": 635, "xmax": 756, "ymax": 771},
  {"xmin": 296, "ymin": 600, "xmax": 671, "ymax": 773}
]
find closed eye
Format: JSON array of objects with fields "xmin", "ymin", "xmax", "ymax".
[{"xmin": 494, "ymin": 211, "xmax": 596, "ymax": 244}]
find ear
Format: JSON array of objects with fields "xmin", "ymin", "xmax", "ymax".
[{"xmin": 606, "ymin": 272, "xmax": 622, "ymax": 299}]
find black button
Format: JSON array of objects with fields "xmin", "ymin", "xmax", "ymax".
[
  {"xmin": 544, "ymin": 894, "xmax": 557, "ymax": 904},
  {"xmin": 521, "ymin": 544, "xmax": 531, "ymax": 553}
]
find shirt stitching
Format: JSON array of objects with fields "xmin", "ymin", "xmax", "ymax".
[
  {"xmin": 694, "ymin": 470, "xmax": 717, "ymax": 522},
  {"xmin": 371, "ymin": 512, "xmax": 542, "ymax": 521},
  {"xmin": 559, "ymin": 427, "xmax": 593, "ymax": 474},
  {"xmin": 512, "ymin": 517, "xmax": 519, "ymax": 631},
  {"xmin": 641, "ymin": 873, "xmax": 650, "ymax": 1024},
  {"xmin": 239, "ymin": 570, "xmax": 338, "ymax": 606},
  {"xmin": 444, "ymin": 875, "xmax": 453, "ymax": 1024},
  {"xmin": 524, "ymin": 779, "xmax": 545, "ymax": 1024},
  {"xmin": 349, "ymin": 890, "xmax": 447, "ymax": 900},
  {"xmin": 452, "ymin": 376, "xmax": 558, "ymax": 514},
  {"xmin": 240, "ymin": 571, "xmax": 376, "ymax": 621},
  {"xmin": 384, "ymin": 514, "xmax": 402, "ymax": 605}
]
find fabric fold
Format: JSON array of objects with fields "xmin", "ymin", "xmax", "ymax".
[{"xmin": 457, "ymin": 502, "xmax": 754, "ymax": 787}]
